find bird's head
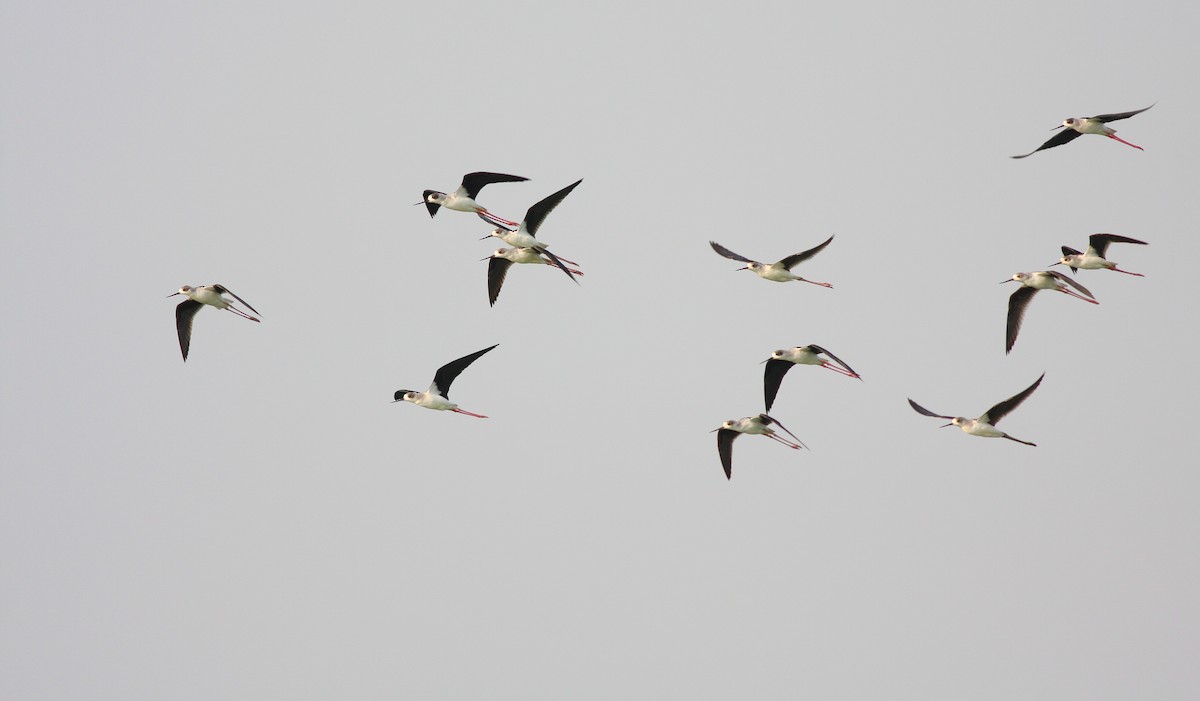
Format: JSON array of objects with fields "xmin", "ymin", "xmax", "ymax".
[
  {"xmin": 419, "ymin": 191, "xmax": 444, "ymax": 218},
  {"xmin": 393, "ymin": 390, "xmax": 418, "ymax": 403},
  {"xmin": 168, "ymin": 285, "xmax": 193, "ymax": 298}
]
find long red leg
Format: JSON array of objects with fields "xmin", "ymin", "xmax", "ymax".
[
  {"xmin": 226, "ymin": 307, "xmax": 261, "ymax": 322},
  {"xmin": 1111, "ymin": 267, "xmax": 1144, "ymax": 277},
  {"xmin": 766, "ymin": 433, "xmax": 803, "ymax": 450},
  {"xmin": 1059, "ymin": 289, "xmax": 1100, "ymax": 304},
  {"xmin": 452, "ymin": 408, "xmax": 489, "ymax": 418},
  {"xmin": 820, "ymin": 362, "xmax": 859, "ymax": 378},
  {"xmin": 1106, "ymin": 134, "xmax": 1144, "ymax": 151},
  {"xmin": 476, "ymin": 209, "xmax": 520, "ymax": 228},
  {"xmin": 802, "ymin": 279, "xmax": 834, "ymax": 288}
]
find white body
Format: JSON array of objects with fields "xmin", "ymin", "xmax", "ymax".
[
  {"xmin": 951, "ymin": 417, "xmax": 1006, "ymax": 438},
  {"xmin": 747, "ymin": 262, "xmax": 800, "ymax": 282},
  {"xmin": 490, "ymin": 226, "xmax": 541, "ymax": 250},
  {"xmin": 772, "ymin": 347, "xmax": 824, "ymax": 366},
  {"xmin": 1060, "ymin": 251, "xmax": 1114, "ymax": 271},
  {"xmin": 185, "ymin": 285, "xmax": 236, "ymax": 309},
  {"xmin": 1064, "ymin": 117, "xmax": 1115, "ymax": 136},
  {"xmin": 1011, "ymin": 271, "xmax": 1075, "ymax": 292},
  {"xmin": 427, "ymin": 188, "xmax": 481, "ymax": 213},
  {"xmin": 496, "ymin": 247, "xmax": 546, "ymax": 264},
  {"xmin": 401, "ymin": 390, "xmax": 457, "ymax": 412},
  {"xmin": 721, "ymin": 416, "xmax": 774, "ymax": 436}
]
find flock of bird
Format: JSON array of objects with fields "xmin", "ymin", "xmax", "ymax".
[{"xmin": 168, "ymin": 103, "xmax": 1154, "ymax": 479}]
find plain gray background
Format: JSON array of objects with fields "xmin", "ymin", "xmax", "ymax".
[{"xmin": 3, "ymin": 1, "xmax": 1197, "ymax": 698}]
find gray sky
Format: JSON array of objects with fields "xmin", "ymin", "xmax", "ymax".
[{"xmin": 3, "ymin": 1, "xmax": 1198, "ymax": 698}]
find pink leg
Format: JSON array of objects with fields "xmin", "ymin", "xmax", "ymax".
[
  {"xmin": 802, "ymin": 279, "xmax": 834, "ymax": 288},
  {"xmin": 820, "ymin": 362, "xmax": 860, "ymax": 378},
  {"xmin": 540, "ymin": 258, "xmax": 583, "ymax": 275},
  {"xmin": 765, "ymin": 433, "xmax": 803, "ymax": 450},
  {"xmin": 476, "ymin": 208, "xmax": 520, "ymax": 228},
  {"xmin": 1059, "ymin": 289, "xmax": 1100, "ymax": 304},
  {"xmin": 452, "ymin": 408, "xmax": 489, "ymax": 418},
  {"xmin": 226, "ymin": 307, "xmax": 261, "ymax": 322},
  {"xmin": 1106, "ymin": 134, "xmax": 1144, "ymax": 151},
  {"xmin": 1111, "ymin": 267, "xmax": 1145, "ymax": 277}
]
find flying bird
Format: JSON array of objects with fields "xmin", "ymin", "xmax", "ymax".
[
  {"xmin": 908, "ymin": 373, "xmax": 1045, "ymax": 446},
  {"xmin": 420, "ymin": 172, "xmax": 527, "ymax": 228},
  {"xmin": 482, "ymin": 179, "xmax": 583, "ymax": 283},
  {"xmin": 763, "ymin": 345, "xmax": 861, "ymax": 412},
  {"xmin": 168, "ymin": 284, "xmax": 261, "ymax": 362},
  {"xmin": 1011, "ymin": 104, "xmax": 1154, "ymax": 159},
  {"xmin": 483, "ymin": 247, "xmax": 584, "ymax": 307},
  {"xmin": 712, "ymin": 414, "xmax": 807, "ymax": 480},
  {"xmin": 1002, "ymin": 271, "xmax": 1098, "ymax": 354},
  {"xmin": 709, "ymin": 236, "xmax": 835, "ymax": 287},
  {"xmin": 393, "ymin": 344, "xmax": 499, "ymax": 418},
  {"xmin": 1052, "ymin": 233, "xmax": 1148, "ymax": 276}
]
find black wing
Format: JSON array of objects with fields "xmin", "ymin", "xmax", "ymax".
[
  {"xmin": 1094, "ymin": 104, "xmax": 1154, "ymax": 123},
  {"xmin": 761, "ymin": 414, "xmax": 807, "ymax": 449},
  {"xmin": 422, "ymin": 191, "xmax": 442, "ymax": 218},
  {"xmin": 1061, "ymin": 245, "xmax": 1083, "ymax": 257},
  {"xmin": 460, "ymin": 172, "xmax": 528, "ymax": 200},
  {"xmin": 908, "ymin": 398, "xmax": 953, "ymax": 420},
  {"xmin": 175, "ymin": 299, "xmax": 203, "ymax": 362},
  {"xmin": 1045, "ymin": 270, "xmax": 1095, "ymax": 299},
  {"xmin": 1010, "ymin": 129, "xmax": 1084, "ymax": 159},
  {"xmin": 523, "ymin": 179, "xmax": 582, "ymax": 238},
  {"xmin": 211, "ymin": 284, "xmax": 261, "ymax": 317},
  {"xmin": 431, "ymin": 344, "xmax": 499, "ymax": 398},
  {"xmin": 806, "ymin": 344, "xmax": 860, "ymax": 379},
  {"xmin": 717, "ymin": 428, "xmax": 738, "ymax": 480},
  {"xmin": 709, "ymin": 241, "xmax": 756, "ymax": 264},
  {"xmin": 486, "ymin": 257, "xmax": 514, "ymax": 307},
  {"xmin": 982, "ymin": 373, "xmax": 1045, "ymax": 426},
  {"xmin": 538, "ymin": 247, "xmax": 579, "ymax": 285},
  {"xmin": 1005, "ymin": 286, "xmax": 1039, "ymax": 354},
  {"xmin": 1088, "ymin": 233, "xmax": 1148, "ymax": 258},
  {"xmin": 780, "ymin": 235, "xmax": 834, "ymax": 270},
  {"xmin": 762, "ymin": 359, "xmax": 795, "ymax": 413}
]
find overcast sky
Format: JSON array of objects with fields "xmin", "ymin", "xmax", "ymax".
[{"xmin": 3, "ymin": 1, "xmax": 1198, "ymax": 698}]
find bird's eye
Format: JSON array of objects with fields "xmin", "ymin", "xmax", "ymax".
[{"xmin": 1064, "ymin": 118, "xmax": 1076, "ymax": 125}]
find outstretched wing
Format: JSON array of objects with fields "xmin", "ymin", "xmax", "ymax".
[
  {"xmin": 762, "ymin": 359, "xmax": 795, "ymax": 413},
  {"xmin": 460, "ymin": 172, "xmax": 528, "ymax": 200},
  {"xmin": 175, "ymin": 299, "xmax": 203, "ymax": 362},
  {"xmin": 1088, "ymin": 233, "xmax": 1147, "ymax": 258},
  {"xmin": 212, "ymin": 284, "xmax": 261, "ymax": 317},
  {"xmin": 780, "ymin": 235, "xmax": 834, "ymax": 270},
  {"xmin": 1005, "ymin": 286, "xmax": 1038, "ymax": 354},
  {"xmin": 806, "ymin": 343, "xmax": 860, "ymax": 379},
  {"xmin": 709, "ymin": 241, "xmax": 756, "ymax": 264},
  {"xmin": 431, "ymin": 344, "xmax": 499, "ymax": 398},
  {"xmin": 523, "ymin": 179, "xmax": 582, "ymax": 238},
  {"xmin": 486, "ymin": 257, "xmax": 514, "ymax": 307},
  {"xmin": 1011, "ymin": 128, "xmax": 1084, "ymax": 159},
  {"xmin": 1094, "ymin": 104, "xmax": 1154, "ymax": 123},
  {"xmin": 982, "ymin": 373, "xmax": 1045, "ymax": 426},
  {"xmin": 717, "ymin": 428, "xmax": 738, "ymax": 480},
  {"xmin": 908, "ymin": 398, "xmax": 953, "ymax": 420}
]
